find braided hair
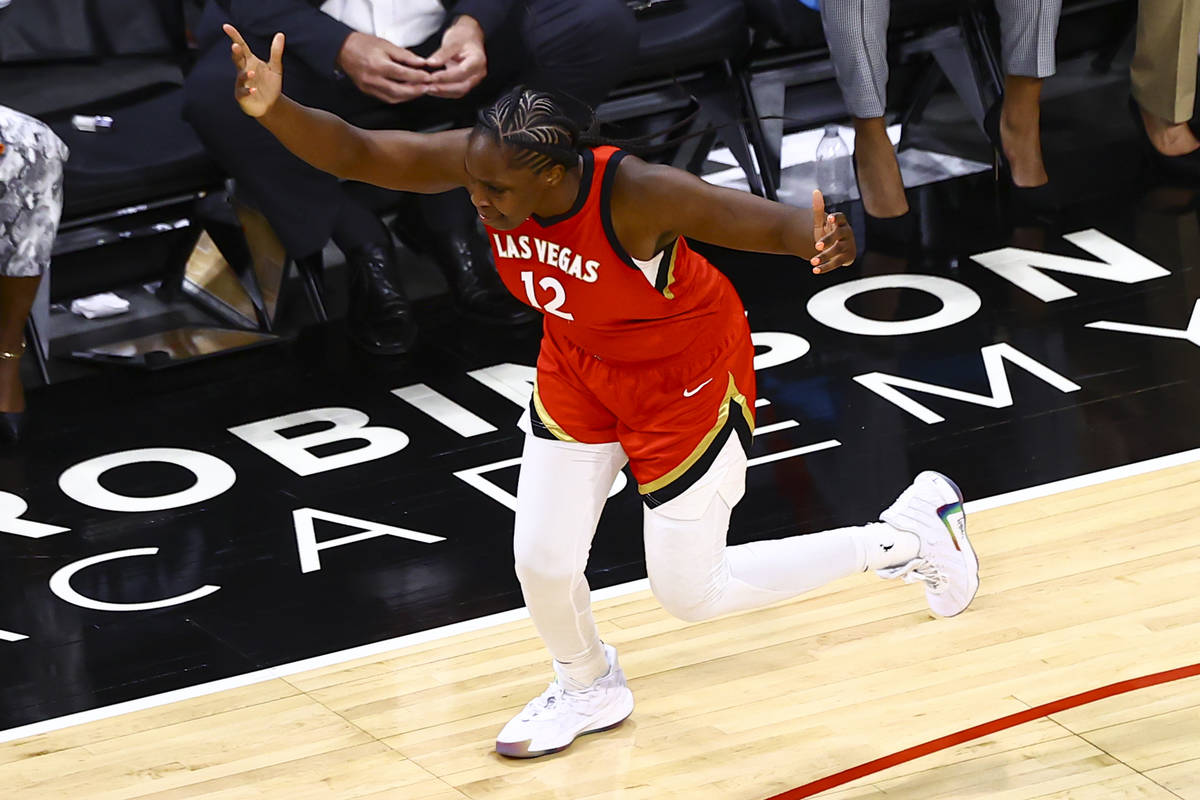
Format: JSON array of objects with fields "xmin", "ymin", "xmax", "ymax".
[
  {"xmin": 473, "ymin": 85, "xmax": 710, "ymax": 174},
  {"xmin": 473, "ymin": 86, "xmax": 600, "ymax": 174}
]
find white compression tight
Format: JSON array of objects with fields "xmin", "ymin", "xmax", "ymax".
[{"xmin": 512, "ymin": 432, "xmax": 919, "ymax": 687}]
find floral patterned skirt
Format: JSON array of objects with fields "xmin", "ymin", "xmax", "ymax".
[{"xmin": 0, "ymin": 105, "xmax": 68, "ymax": 278}]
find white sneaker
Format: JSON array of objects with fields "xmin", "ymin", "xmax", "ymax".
[
  {"xmin": 495, "ymin": 643, "xmax": 634, "ymax": 758},
  {"xmin": 877, "ymin": 471, "xmax": 979, "ymax": 617}
]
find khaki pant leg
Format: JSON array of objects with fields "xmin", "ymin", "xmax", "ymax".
[{"xmin": 1132, "ymin": 0, "xmax": 1200, "ymax": 123}]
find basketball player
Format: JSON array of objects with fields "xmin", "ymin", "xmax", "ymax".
[{"xmin": 224, "ymin": 26, "xmax": 980, "ymax": 759}]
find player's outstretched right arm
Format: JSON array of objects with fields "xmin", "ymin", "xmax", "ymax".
[{"xmin": 223, "ymin": 24, "xmax": 469, "ymax": 194}]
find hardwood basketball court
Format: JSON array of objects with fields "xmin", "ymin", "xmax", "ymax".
[{"xmin": 2, "ymin": 453, "xmax": 1197, "ymax": 798}]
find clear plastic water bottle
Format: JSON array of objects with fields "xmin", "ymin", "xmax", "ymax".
[{"xmin": 814, "ymin": 125, "xmax": 852, "ymax": 208}]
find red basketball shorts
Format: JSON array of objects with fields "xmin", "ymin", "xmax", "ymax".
[{"xmin": 524, "ymin": 316, "xmax": 757, "ymax": 508}]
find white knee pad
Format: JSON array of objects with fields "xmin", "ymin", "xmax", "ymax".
[{"xmin": 643, "ymin": 436, "xmax": 747, "ymax": 621}]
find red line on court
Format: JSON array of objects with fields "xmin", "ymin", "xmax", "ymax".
[{"xmin": 764, "ymin": 662, "xmax": 1200, "ymax": 800}]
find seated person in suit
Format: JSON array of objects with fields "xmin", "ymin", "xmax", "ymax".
[{"xmin": 184, "ymin": 0, "xmax": 639, "ymax": 354}]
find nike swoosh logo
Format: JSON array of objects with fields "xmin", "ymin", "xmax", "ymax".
[{"xmin": 683, "ymin": 378, "xmax": 713, "ymax": 397}]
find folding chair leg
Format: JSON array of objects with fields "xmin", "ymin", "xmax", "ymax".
[
  {"xmin": 898, "ymin": 61, "xmax": 944, "ymax": 140},
  {"xmin": 241, "ymin": 264, "xmax": 273, "ymax": 332},
  {"xmin": 156, "ymin": 227, "xmax": 204, "ymax": 305},
  {"xmin": 928, "ymin": 29, "xmax": 992, "ymax": 135},
  {"xmin": 294, "ymin": 252, "xmax": 328, "ymax": 322},
  {"xmin": 697, "ymin": 64, "xmax": 767, "ymax": 197},
  {"xmin": 737, "ymin": 68, "xmax": 779, "ymax": 200},
  {"xmin": 723, "ymin": 114, "xmax": 767, "ymax": 198},
  {"xmin": 959, "ymin": 0, "xmax": 1005, "ymax": 111},
  {"xmin": 674, "ymin": 124, "xmax": 719, "ymax": 175}
]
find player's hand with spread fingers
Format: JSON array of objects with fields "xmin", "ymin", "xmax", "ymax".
[
  {"xmin": 223, "ymin": 24, "xmax": 284, "ymax": 118},
  {"xmin": 809, "ymin": 189, "xmax": 856, "ymax": 274}
]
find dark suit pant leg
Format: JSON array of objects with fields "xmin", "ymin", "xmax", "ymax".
[
  {"xmin": 520, "ymin": 0, "xmax": 640, "ymax": 107},
  {"xmin": 182, "ymin": 44, "xmax": 345, "ymax": 258}
]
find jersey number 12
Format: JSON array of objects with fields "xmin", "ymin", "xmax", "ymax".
[{"xmin": 520, "ymin": 272, "xmax": 574, "ymax": 321}]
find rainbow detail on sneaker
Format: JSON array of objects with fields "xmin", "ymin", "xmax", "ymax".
[
  {"xmin": 937, "ymin": 500, "xmax": 966, "ymax": 552},
  {"xmin": 878, "ymin": 471, "xmax": 979, "ymax": 617}
]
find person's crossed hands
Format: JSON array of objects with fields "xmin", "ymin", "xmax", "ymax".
[
  {"xmin": 337, "ymin": 30, "xmax": 436, "ymax": 104},
  {"xmin": 424, "ymin": 16, "xmax": 488, "ymax": 99}
]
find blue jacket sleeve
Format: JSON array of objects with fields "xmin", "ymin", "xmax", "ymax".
[{"xmin": 228, "ymin": 0, "xmax": 353, "ymax": 77}]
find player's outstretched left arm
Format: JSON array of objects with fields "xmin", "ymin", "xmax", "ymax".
[{"xmin": 613, "ymin": 157, "xmax": 856, "ymax": 274}]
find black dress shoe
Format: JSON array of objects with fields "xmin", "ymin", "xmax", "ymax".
[
  {"xmin": 427, "ymin": 231, "xmax": 539, "ymax": 327},
  {"xmin": 345, "ymin": 242, "xmax": 418, "ymax": 355},
  {"xmin": 0, "ymin": 412, "xmax": 24, "ymax": 444},
  {"xmin": 391, "ymin": 202, "xmax": 538, "ymax": 327},
  {"xmin": 1128, "ymin": 97, "xmax": 1200, "ymax": 182},
  {"xmin": 983, "ymin": 99, "xmax": 1061, "ymax": 217}
]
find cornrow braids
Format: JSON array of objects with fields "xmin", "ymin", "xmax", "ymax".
[
  {"xmin": 473, "ymin": 85, "xmax": 720, "ymax": 172},
  {"xmin": 475, "ymin": 86, "xmax": 590, "ymax": 173}
]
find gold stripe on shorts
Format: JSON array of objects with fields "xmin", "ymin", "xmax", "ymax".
[
  {"xmin": 638, "ymin": 372, "xmax": 754, "ymax": 495},
  {"xmin": 532, "ymin": 381, "xmax": 579, "ymax": 443}
]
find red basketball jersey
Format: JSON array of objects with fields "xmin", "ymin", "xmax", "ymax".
[{"xmin": 487, "ymin": 146, "xmax": 745, "ymax": 365}]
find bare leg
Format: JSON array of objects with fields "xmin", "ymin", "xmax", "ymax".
[
  {"xmin": 0, "ymin": 276, "xmax": 42, "ymax": 413},
  {"xmin": 852, "ymin": 117, "xmax": 909, "ymax": 218},
  {"xmin": 999, "ymin": 75, "xmax": 1049, "ymax": 188}
]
